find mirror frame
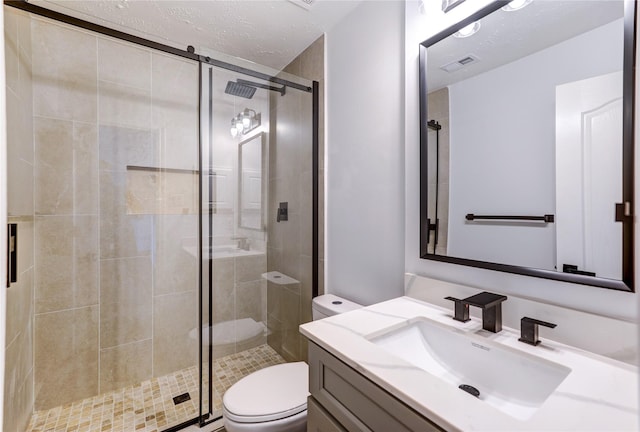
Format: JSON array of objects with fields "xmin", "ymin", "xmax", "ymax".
[
  {"xmin": 238, "ymin": 131, "xmax": 266, "ymax": 231},
  {"xmin": 419, "ymin": 0, "xmax": 636, "ymax": 292}
]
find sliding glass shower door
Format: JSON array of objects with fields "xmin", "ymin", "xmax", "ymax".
[
  {"xmin": 198, "ymin": 62, "xmax": 315, "ymax": 422},
  {"xmin": 8, "ymin": 10, "xmax": 204, "ymax": 431}
]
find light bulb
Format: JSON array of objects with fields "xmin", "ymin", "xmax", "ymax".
[
  {"xmin": 230, "ymin": 126, "xmax": 238, "ymax": 137},
  {"xmin": 242, "ymin": 115, "xmax": 251, "ymax": 129},
  {"xmin": 454, "ymin": 21, "xmax": 481, "ymax": 38},
  {"xmin": 235, "ymin": 117, "xmax": 244, "ymax": 133}
]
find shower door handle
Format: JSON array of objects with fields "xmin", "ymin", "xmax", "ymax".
[{"xmin": 7, "ymin": 223, "xmax": 17, "ymax": 287}]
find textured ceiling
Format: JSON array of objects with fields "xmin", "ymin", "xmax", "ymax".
[{"xmin": 32, "ymin": 0, "xmax": 363, "ymax": 70}]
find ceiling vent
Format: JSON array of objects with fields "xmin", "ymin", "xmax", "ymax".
[
  {"xmin": 288, "ymin": 0, "xmax": 316, "ymax": 10},
  {"xmin": 440, "ymin": 54, "xmax": 480, "ymax": 73}
]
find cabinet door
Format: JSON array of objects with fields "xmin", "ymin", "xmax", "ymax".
[
  {"xmin": 309, "ymin": 342, "xmax": 443, "ymax": 432},
  {"xmin": 308, "ymin": 396, "xmax": 347, "ymax": 432}
]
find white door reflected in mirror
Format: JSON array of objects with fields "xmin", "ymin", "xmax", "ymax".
[{"xmin": 556, "ymin": 72, "xmax": 623, "ymax": 280}]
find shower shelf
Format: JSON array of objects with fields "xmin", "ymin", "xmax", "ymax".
[{"xmin": 262, "ymin": 271, "xmax": 300, "ymax": 285}]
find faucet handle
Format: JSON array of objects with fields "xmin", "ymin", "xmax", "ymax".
[
  {"xmin": 519, "ymin": 317, "xmax": 557, "ymax": 346},
  {"xmin": 445, "ymin": 296, "xmax": 470, "ymax": 322}
]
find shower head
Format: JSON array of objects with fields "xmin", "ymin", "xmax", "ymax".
[{"xmin": 225, "ymin": 81, "xmax": 256, "ymax": 99}]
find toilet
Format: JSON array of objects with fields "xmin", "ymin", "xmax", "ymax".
[{"xmin": 222, "ymin": 294, "xmax": 363, "ymax": 432}]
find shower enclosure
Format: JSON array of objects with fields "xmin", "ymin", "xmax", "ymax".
[{"xmin": 3, "ymin": 3, "xmax": 318, "ymax": 431}]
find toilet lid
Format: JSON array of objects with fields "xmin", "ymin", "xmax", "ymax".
[{"xmin": 223, "ymin": 362, "xmax": 309, "ymax": 423}]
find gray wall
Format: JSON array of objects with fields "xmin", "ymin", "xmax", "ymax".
[{"xmin": 325, "ymin": 1, "xmax": 406, "ymax": 306}]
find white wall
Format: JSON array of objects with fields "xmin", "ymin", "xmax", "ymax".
[
  {"xmin": 325, "ymin": 0, "xmax": 406, "ymax": 306},
  {"xmin": 447, "ymin": 19, "xmax": 622, "ymax": 270},
  {"xmin": 0, "ymin": 4, "xmax": 6, "ymax": 428},
  {"xmin": 405, "ymin": 0, "xmax": 637, "ymax": 321}
]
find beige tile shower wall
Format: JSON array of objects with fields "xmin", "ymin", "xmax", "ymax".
[
  {"xmin": 97, "ymin": 37, "xmax": 200, "ymax": 394},
  {"xmin": 31, "ymin": 16, "xmax": 100, "ymax": 411},
  {"xmin": 211, "ymin": 253, "xmax": 268, "ymax": 358},
  {"xmin": 29, "ymin": 15, "xmax": 199, "ymax": 411},
  {"xmin": 4, "ymin": 7, "xmax": 35, "ymax": 432},
  {"xmin": 150, "ymin": 51, "xmax": 199, "ymax": 379},
  {"xmin": 427, "ymin": 88, "xmax": 450, "ymax": 255},
  {"xmin": 267, "ymin": 36, "xmax": 324, "ymax": 362}
]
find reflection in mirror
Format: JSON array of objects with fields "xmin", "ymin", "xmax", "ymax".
[
  {"xmin": 419, "ymin": 0, "xmax": 635, "ymax": 291},
  {"xmin": 238, "ymin": 132, "xmax": 266, "ymax": 231}
]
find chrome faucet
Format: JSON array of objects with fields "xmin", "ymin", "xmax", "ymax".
[
  {"xmin": 446, "ymin": 291, "xmax": 508, "ymax": 333},
  {"xmin": 232, "ymin": 236, "xmax": 250, "ymax": 251}
]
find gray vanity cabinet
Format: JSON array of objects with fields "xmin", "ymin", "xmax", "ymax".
[{"xmin": 307, "ymin": 342, "xmax": 444, "ymax": 432}]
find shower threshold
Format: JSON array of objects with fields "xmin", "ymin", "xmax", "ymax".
[{"xmin": 27, "ymin": 344, "xmax": 285, "ymax": 432}]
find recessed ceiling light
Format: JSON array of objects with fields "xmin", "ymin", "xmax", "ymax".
[
  {"xmin": 454, "ymin": 21, "xmax": 481, "ymax": 38},
  {"xmin": 502, "ymin": 0, "xmax": 532, "ymax": 12}
]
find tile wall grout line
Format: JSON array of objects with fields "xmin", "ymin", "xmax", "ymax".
[{"xmin": 96, "ymin": 31, "xmax": 102, "ymax": 397}]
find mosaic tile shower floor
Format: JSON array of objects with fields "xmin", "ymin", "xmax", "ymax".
[{"xmin": 27, "ymin": 344, "xmax": 285, "ymax": 432}]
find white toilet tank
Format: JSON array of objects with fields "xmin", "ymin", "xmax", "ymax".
[{"xmin": 312, "ymin": 294, "xmax": 362, "ymax": 320}]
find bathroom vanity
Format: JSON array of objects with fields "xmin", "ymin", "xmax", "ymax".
[
  {"xmin": 306, "ymin": 341, "xmax": 442, "ymax": 431},
  {"xmin": 300, "ymin": 297, "xmax": 638, "ymax": 431}
]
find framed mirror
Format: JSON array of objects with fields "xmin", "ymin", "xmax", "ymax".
[
  {"xmin": 238, "ymin": 132, "xmax": 266, "ymax": 231},
  {"xmin": 419, "ymin": 0, "xmax": 635, "ymax": 291}
]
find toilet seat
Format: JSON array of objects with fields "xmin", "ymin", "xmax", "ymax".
[{"xmin": 223, "ymin": 362, "xmax": 309, "ymax": 423}]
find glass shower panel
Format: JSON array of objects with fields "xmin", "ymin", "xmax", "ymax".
[
  {"xmin": 95, "ymin": 47, "xmax": 202, "ymax": 431},
  {"xmin": 23, "ymin": 12, "xmax": 202, "ymax": 430},
  {"xmin": 200, "ymin": 63, "xmax": 273, "ymax": 420},
  {"xmin": 199, "ymin": 61, "xmax": 314, "ymax": 421}
]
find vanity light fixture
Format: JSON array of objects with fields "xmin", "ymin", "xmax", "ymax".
[
  {"xmin": 502, "ymin": 0, "xmax": 532, "ymax": 12},
  {"xmin": 230, "ymin": 108, "xmax": 261, "ymax": 138},
  {"xmin": 454, "ymin": 21, "xmax": 481, "ymax": 38}
]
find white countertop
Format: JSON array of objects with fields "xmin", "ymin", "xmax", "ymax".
[{"xmin": 300, "ymin": 296, "xmax": 638, "ymax": 431}]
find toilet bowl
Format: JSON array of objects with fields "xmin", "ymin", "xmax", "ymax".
[{"xmin": 222, "ymin": 294, "xmax": 363, "ymax": 432}]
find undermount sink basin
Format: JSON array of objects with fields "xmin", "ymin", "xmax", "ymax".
[{"xmin": 369, "ymin": 318, "xmax": 571, "ymax": 420}]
